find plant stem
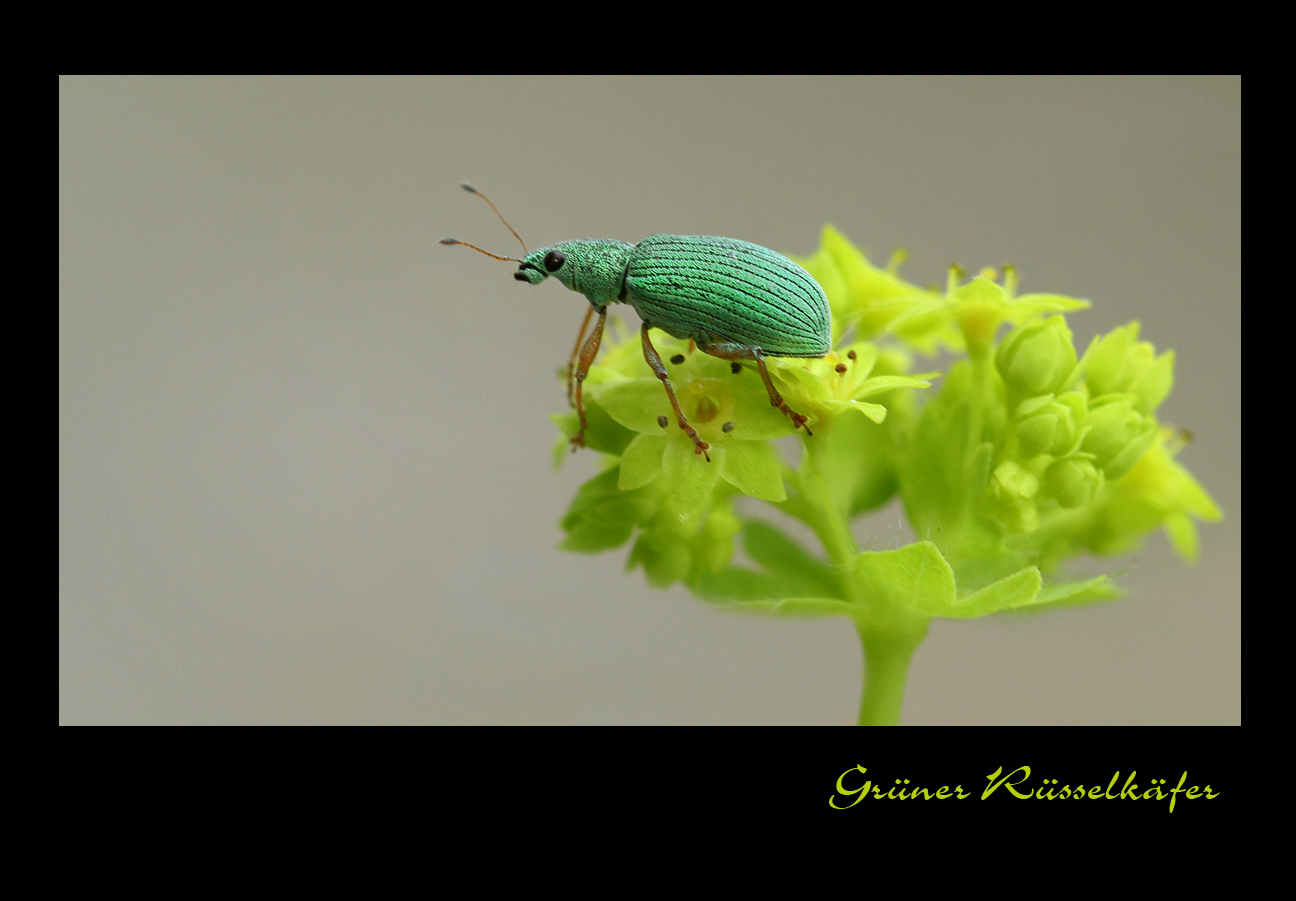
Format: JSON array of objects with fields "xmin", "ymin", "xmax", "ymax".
[
  {"xmin": 799, "ymin": 437, "xmax": 928, "ymax": 725},
  {"xmin": 967, "ymin": 344, "xmax": 989, "ymax": 457},
  {"xmin": 857, "ymin": 625, "xmax": 925, "ymax": 726},
  {"xmin": 800, "ymin": 438, "xmax": 861, "ymax": 591}
]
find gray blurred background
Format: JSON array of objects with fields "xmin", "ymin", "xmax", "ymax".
[{"xmin": 60, "ymin": 76, "xmax": 1240, "ymax": 725}]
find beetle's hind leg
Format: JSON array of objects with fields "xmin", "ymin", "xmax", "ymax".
[
  {"xmin": 641, "ymin": 323, "xmax": 710, "ymax": 461},
  {"xmin": 702, "ymin": 342, "xmax": 813, "ymax": 436}
]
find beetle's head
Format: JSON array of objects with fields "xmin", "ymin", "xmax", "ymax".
[{"xmin": 515, "ymin": 244, "xmax": 573, "ymax": 287}]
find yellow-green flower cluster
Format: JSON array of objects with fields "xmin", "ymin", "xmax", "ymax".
[
  {"xmin": 548, "ymin": 224, "xmax": 1223, "ymax": 726},
  {"xmin": 555, "ymin": 226, "xmax": 1220, "ymax": 611},
  {"xmin": 553, "ymin": 317, "xmax": 930, "ymax": 588}
]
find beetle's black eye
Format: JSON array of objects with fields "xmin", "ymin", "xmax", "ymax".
[{"xmin": 544, "ymin": 250, "xmax": 566, "ymax": 272}]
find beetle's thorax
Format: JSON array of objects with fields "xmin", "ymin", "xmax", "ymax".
[{"xmin": 522, "ymin": 239, "xmax": 634, "ymax": 308}]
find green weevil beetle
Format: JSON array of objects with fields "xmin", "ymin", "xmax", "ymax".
[{"xmin": 442, "ymin": 183, "xmax": 831, "ymax": 462}]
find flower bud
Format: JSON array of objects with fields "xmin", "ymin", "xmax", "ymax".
[
  {"xmin": 1085, "ymin": 322, "xmax": 1175, "ymax": 415},
  {"xmin": 632, "ymin": 534, "xmax": 692, "ymax": 588},
  {"xmin": 1082, "ymin": 397, "xmax": 1158, "ymax": 479},
  {"xmin": 1015, "ymin": 392, "xmax": 1085, "ymax": 458},
  {"xmin": 996, "ymin": 316, "xmax": 1077, "ymax": 399},
  {"xmin": 1043, "ymin": 457, "xmax": 1102, "ymax": 508},
  {"xmin": 983, "ymin": 461, "xmax": 1040, "ymax": 534},
  {"xmin": 697, "ymin": 502, "xmax": 741, "ymax": 574}
]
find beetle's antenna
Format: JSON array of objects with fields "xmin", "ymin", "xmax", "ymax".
[
  {"xmin": 439, "ymin": 237, "xmax": 521, "ymax": 263},
  {"xmin": 460, "ymin": 181, "xmax": 528, "ymax": 254}
]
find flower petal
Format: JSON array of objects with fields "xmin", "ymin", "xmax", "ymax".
[
  {"xmin": 1007, "ymin": 293, "xmax": 1091, "ymax": 321},
  {"xmin": 619, "ymin": 434, "xmax": 668, "ymax": 490},
  {"xmin": 593, "ymin": 378, "xmax": 678, "ymax": 433},
  {"xmin": 661, "ymin": 438, "xmax": 723, "ymax": 519},
  {"xmin": 719, "ymin": 440, "xmax": 787, "ymax": 501},
  {"xmin": 852, "ymin": 374, "xmax": 935, "ymax": 399},
  {"xmin": 845, "ymin": 400, "xmax": 887, "ymax": 424}
]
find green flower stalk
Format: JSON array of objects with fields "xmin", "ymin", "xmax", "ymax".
[{"xmin": 553, "ymin": 225, "xmax": 1221, "ymax": 725}]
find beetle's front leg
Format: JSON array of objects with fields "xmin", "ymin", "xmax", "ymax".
[
  {"xmin": 641, "ymin": 322, "xmax": 710, "ymax": 462},
  {"xmin": 571, "ymin": 307, "xmax": 607, "ymax": 448},
  {"xmin": 702, "ymin": 342, "xmax": 813, "ymax": 436},
  {"xmin": 567, "ymin": 305, "xmax": 595, "ymax": 408}
]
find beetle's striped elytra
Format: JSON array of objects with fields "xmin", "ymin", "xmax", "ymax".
[{"xmin": 443, "ymin": 184, "xmax": 832, "ymax": 461}]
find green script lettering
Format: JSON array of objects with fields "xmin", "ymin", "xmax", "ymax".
[
  {"xmin": 983, "ymin": 765, "xmax": 1034, "ymax": 800},
  {"xmin": 1167, "ymin": 772, "xmax": 1188, "ymax": 813},
  {"xmin": 830, "ymin": 765, "xmax": 869, "ymax": 809}
]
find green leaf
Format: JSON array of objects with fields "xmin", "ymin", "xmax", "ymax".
[
  {"xmin": 1013, "ymin": 575, "xmax": 1124, "ymax": 612},
  {"xmin": 854, "ymin": 541, "xmax": 956, "ymax": 616},
  {"xmin": 941, "ymin": 567, "xmax": 1042, "ymax": 618},
  {"xmin": 742, "ymin": 520, "xmax": 842, "ymax": 599},
  {"xmin": 693, "ymin": 520, "xmax": 846, "ymax": 605},
  {"xmin": 561, "ymin": 519, "xmax": 634, "ymax": 553},
  {"xmin": 695, "ymin": 567, "xmax": 792, "ymax": 601},
  {"xmin": 559, "ymin": 467, "xmax": 656, "ymax": 553},
  {"xmin": 559, "ymin": 467, "xmax": 622, "ymax": 527},
  {"xmin": 551, "ymin": 428, "xmax": 573, "ymax": 470},
  {"xmin": 717, "ymin": 596, "xmax": 860, "ymax": 617}
]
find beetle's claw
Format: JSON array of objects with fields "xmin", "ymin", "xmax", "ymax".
[
  {"xmin": 778, "ymin": 403, "xmax": 813, "ymax": 437},
  {"xmin": 678, "ymin": 423, "xmax": 711, "ymax": 462}
]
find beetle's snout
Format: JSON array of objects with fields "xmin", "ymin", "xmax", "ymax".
[{"xmin": 514, "ymin": 264, "xmax": 547, "ymax": 285}]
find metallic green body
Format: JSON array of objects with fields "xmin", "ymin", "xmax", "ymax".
[{"xmin": 518, "ymin": 235, "xmax": 831, "ymax": 357}]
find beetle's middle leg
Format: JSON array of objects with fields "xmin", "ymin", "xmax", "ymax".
[
  {"xmin": 571, "ymin": 306, "xmax": 607, "ymax": 448},
  {"xmin": 702, "ymin": 343, "xmax": 813, "ymax": 436},
  {"xmin": 641, "ymin": 322, "xmax": 710, "ymax": 461}
]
